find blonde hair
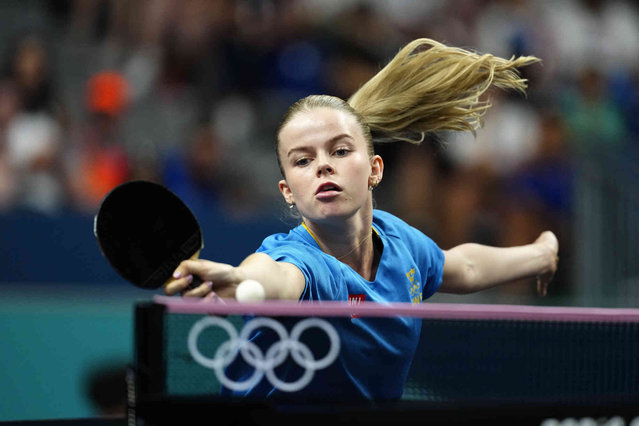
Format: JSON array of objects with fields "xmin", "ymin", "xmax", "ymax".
[{"xmin": 277, "ymin": 38, "xmax": 540, "ymax": 174}]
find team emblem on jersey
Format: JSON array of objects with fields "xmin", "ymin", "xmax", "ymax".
[{"xmin": 406, "ymin": 268, "xmax": 422, "ymax": 305}]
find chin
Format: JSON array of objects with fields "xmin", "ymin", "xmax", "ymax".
[{"xmin": 307, "ymin": 202, "xmax": 370, "ymax": 224}]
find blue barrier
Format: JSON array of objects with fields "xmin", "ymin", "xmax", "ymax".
[{"xmin": 0, "ymin": 208, "xmax": 291, "ymax": 284}]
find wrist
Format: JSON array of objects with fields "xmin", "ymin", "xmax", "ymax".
[
  {"xmin": 233, "ymin": 266, "xmax": 247, "ymax": 285},
  {"xmin": 534, "ymin": 242, "xmax": 557, "ymax": 275}
]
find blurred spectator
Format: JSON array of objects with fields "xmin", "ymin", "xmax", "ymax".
[
  {"xmin": 559, "ymin": 67, "xmax": 627, "ymax": 155},
  {"xmin": 507, "ymin": 113, "xmax": 573, "ymax": 224},
  {"xmin": 540, "ymin": 0, "xmax": 639, "ymax": 77},
  {"xmin": 427, "ymin": 89, "xmax": 542, "ymax": 247},
  {"xmin": 65, "ymin": 71, "xmax": 131, "ymax": 211},
  {"xmin": 162, "ymin": 123, "xmax": 227, "ymax": 219},
  {"xmin": 383, "ymin": 141, "xmax": 442, "ymax": 242},
  {"xmin": 0, "ymin": 80, "xmax": 21, "ymax": 209},
  {"xmin": 327, "ymin": 2, "xmax": 400, "ymax": 62},
  {"xmin": 498, "ymin": 112, "xmax": 574, "ymax": 296},
  {"xmin": 87, "ymin": 71, "xmax": 129, "ymax": 117},
  {"xmin": 445, "ymin": 90, "xmax": 542, "ymax": 177},
  {"xmin": 324, "ymin": 40, "xmax": 380, "ymax": 102},
  {"xmin": 437, "ymin": 163, "xmax": 501, "ymax": 249},
  {"xmin": 609, "ymin": 69, "xmax": 639, "ymax": 142},
  {"xmin": 3, "ymin": 34, "xmax": 59, "ymax": 115},
  {"xmin": 474, "ymin": 0, "xmax": 553, "ymax": 90},
  {"xmin": 5, "ymin": 111, "xmax": 65, "ymax": 213},
  {"xmin": 1, "ymin": 34, "xmax": 67, "ymax": 213},
  {"xmin": 475, "ymin": 0, "xmax": 544, "ymax": 59}
]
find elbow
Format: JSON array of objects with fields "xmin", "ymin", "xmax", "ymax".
[
  {"xmin": 442, "ymin": 246, "xmax": 484, "ymax": 295},
  {"xmin": 455, "ymin": 264, "xmax": 478, "ymax": 294},
  {"xmin": 446, "ymin": 261, "xmax": 479, "ymax": 295}
]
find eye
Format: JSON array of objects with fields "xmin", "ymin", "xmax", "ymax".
[
  {"xmin": 333, "ymin": 148, "xmax": 349, "ymax": 157},
  {"xmin": 295, "ymin": 157, "xmax": 310, "ymax": 167}
]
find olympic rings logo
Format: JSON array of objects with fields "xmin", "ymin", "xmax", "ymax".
[{"xmin": 187, "ymin": 316, "xmax": 341, "ymax": 393}]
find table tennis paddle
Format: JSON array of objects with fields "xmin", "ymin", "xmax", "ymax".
[{"xmin": 94, "ymin": 180, "xmax": 203, "ymax": 291}]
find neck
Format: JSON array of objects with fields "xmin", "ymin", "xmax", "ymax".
[
  {"xmin": 336, "ymin": 231, "xmax": 371, "ymax": 261},
  {"xmin": 303, "ymin": 211, "xmax": 379, "ymax": 280}
]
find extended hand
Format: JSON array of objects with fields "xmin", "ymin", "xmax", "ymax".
[{"xmin": 165, "ymin": 259, "xmax": 240, "ymax": 299}]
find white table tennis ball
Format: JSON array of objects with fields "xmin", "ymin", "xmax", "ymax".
[{"xmin": 235, "ymin": 279, "xmax": 266, "ymax": 302}]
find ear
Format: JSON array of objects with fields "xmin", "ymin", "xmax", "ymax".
[
  {"xmin": 278, "ymin": 179, "xmax": 294, "ymax": 205},
  {"xmin": 369, "ymin": 155, "xmax": 384, "ymax": 187}
]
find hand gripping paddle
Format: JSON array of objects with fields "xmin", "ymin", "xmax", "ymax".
[{"xmin": 94, "ymin": 180, "xmax": 203, "ymax": 290}]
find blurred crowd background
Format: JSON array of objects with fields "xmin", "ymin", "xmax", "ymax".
[
  {"xmin": 1, "ymin": 0, "xmax": 639, "ymax": 420},
  {"xmin": 2, "ymin": 0, "xmax": 638, "ymax": 304}
]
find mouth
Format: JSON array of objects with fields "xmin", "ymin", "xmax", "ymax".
[{"xmin": 315, "ymin": 182, "xmax": 342, "ymax": 198}]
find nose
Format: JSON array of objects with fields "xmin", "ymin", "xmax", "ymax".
[{"xmin": 316, "ymin": 156, "xmax": 335, "ymax": 177}]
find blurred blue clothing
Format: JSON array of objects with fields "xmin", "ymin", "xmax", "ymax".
[
  {"xmin": 162, "ymin": 150, "xmax": 224, "ymax": 221},
  {"xmin": 509, "ymin": 158, "xmax": 573, "ymax": 216}
]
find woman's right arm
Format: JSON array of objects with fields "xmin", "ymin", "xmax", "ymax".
[{"xmin": 164, "ymin": 253, "xmax": 306, "ymax": 301}]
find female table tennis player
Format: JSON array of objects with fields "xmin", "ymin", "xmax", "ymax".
[{"xmin": 165, "ymin": 38, "xmax": 559, "ymax": 400}]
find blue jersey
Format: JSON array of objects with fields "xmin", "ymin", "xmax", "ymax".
[{"xmin": 222, "ymin": 209, "xmax": 444, "ymax": 400}]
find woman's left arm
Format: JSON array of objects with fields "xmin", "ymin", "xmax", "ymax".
[{"xmin": 440, "ymin": 231, "xmax": 559, "ymax": 296}]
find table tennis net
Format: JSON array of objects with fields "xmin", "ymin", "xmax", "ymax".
[{"xmin": 134, "ymin": 299, "xmax": 639, "ymax": 406}]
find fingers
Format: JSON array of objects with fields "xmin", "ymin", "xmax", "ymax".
[
  {"xmin": 165, "ymin": 275, "xmax": 212, "ymax": 297},
  {"xmin": 205, "ymin": 290, "xmax": 226, "ymax": 303},
  {"xmin": 182, "ymin": 281, "xmax": 213, "ymax": 298},
  {"xmin": 172, "ymin": 259, "xmax": 211, "ymax": 282},
  {"xmin": 164, "ymin": 274, "xmax": 194, "ymax": 296},
  {"xmin": 164, "ymin": 259, "xmax": 238, "ymax": 299},
  {"xmin": 164, "ymin": 259, "xmax": 212, "ymax": 296},
  {"xmin": 536, "ymin": 276, "xmax": 548, "ymax": 297}
]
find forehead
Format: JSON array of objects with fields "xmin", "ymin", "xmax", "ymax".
[{"xmin": 279, "ymin": 107, "xmax": 364, "ymax": 151}]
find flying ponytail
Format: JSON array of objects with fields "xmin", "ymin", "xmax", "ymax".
[
  {"xmin": 347, "ymin": 38, "xmax": 540, "ymax": 144},
  {"xmin": 277, "ymin": 38, "xmax": 540, "ymax": 174}
]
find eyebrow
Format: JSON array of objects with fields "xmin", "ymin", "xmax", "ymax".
[{"xmin": 286, "ymin": 134, "xmax": 354, "ymax": 158}]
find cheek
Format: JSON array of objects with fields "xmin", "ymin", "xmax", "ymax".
[
  {"xmin": 349, "ymin": 156, "xmax": 372, "ymax": 182},
  {"xmin": 284, "ymin": 170, "xmax": 310, "ymax": 196}
]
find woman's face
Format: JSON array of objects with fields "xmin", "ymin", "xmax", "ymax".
[{"xmin": 277, "ymin": 107, "xmax": 383, "ymax": 224}]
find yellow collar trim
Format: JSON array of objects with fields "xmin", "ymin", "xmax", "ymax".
[
  {"xmin": 301, "ymin": 222, "xmax": 321, "ymax": 246},
  {"xmin": 301, "ymin": 222, "xmax": 379, "ymax": 248}
]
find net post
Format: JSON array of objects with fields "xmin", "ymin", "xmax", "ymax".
[{"xmin": 132, "ymin": 302, "xmax": 166, "ymax": 424}]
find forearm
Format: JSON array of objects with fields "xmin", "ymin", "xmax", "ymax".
[
  {"xmin": 237, "ymin": 253, "xmax": 305, "ymax": 300},
  {"xmin": 441, "ymin": 242, "xmax": 554, "ymax": 294},
  {"xmin": 166, "ymin": 253, "xmax": 305, "ymax": 300}
]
